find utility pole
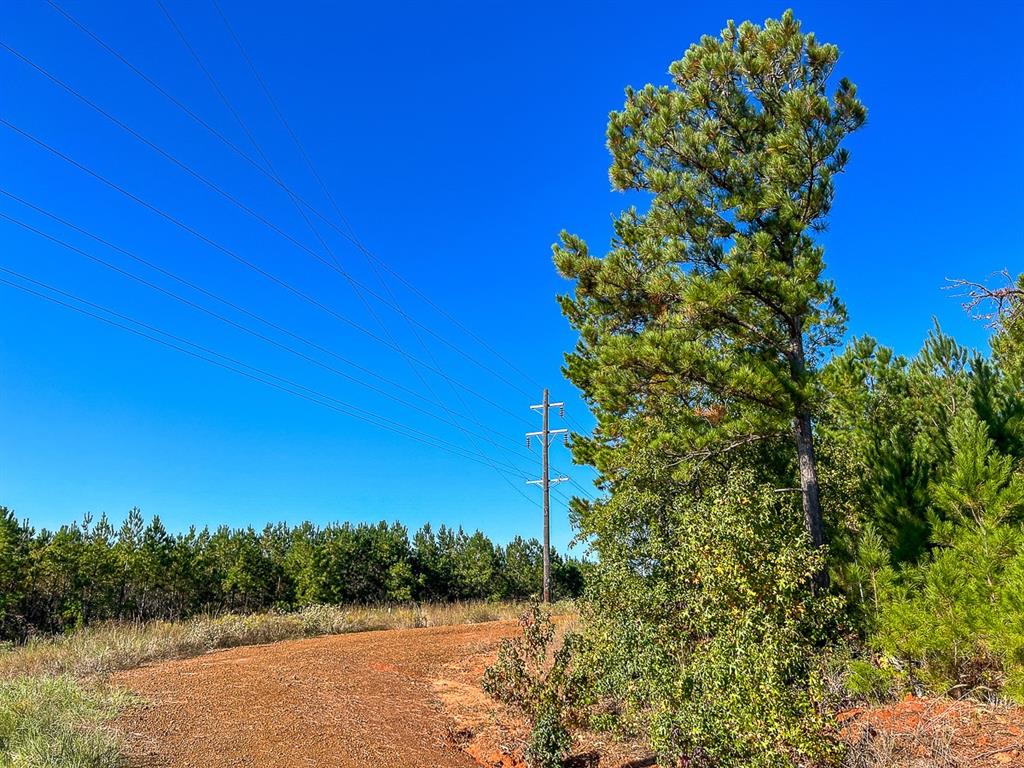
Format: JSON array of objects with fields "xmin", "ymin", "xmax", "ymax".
[{"xmin": 527, "ymin": 388, "xmax": 568, "ymax": 603}]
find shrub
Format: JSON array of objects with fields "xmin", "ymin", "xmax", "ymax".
[
  {"xmin": 844, "ymin": 659, "xmax": 904, "ymax": 703},
  {"xmin": 483, "ymin": 605, "xmax": 584, "ymax": 768},
  {"xmin": 576, "ymin": 471, "xmax": 845, "ymax": 767},
  {"xmin": 867, "ymin": 412, "xmax": 1024, "ymax": 701}
]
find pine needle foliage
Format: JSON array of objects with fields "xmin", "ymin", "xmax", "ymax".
[
  {"xmin": 867, "ymin": 411, "xmax": 1024, "ymax": 700},
  {"xmin": 550, "ymin": 10, "xmax": 869, "ymax": 766},
  {"xmin": 555, "ymin": 9, "xmax": 866, "ymax": 553}
]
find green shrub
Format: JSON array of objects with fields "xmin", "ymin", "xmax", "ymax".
[
  {"xmin": 483, "ymin": 605, "xmax": 584, "ymax": 768},
  {"xmin": 576, "ymin": 472, "xmax": 845, "ymax": 767},
  {"xmin": 844, "ymin": 659, "xmax": 904, "ymax": 702},
  {"xmin": 525, "ymin": 703, "xmax": 573, "ymax": 768}
]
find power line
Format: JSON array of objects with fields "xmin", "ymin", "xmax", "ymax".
[
  {"xmin": 0, "ymin": 36, "xmax": 546, "ymax": 464},
  {"xmin": 0, "ymin": 190, "xmax": 531, "ymax": 456},
  {"xmin": 0, "ymin": 207, "xmax": 536, "ymax": 467},
  {"xmin": 42, "ymin": 0, "xmax": 541, "ymax": 396},
  {"xmin": 21, "ymin": 2, "xmax": 583, "ymax": 511},
  {"xmin": 1, "ymin": 39, "xmax": 533, "ymax": 402},
  {"xmin": 0, "ymin": 117, "xmax": 534, "ymax": 428},
  {"xmin": 0, "ymin": 266, "xmax": 538, "ymax": 484},
  {"xmin": 556, "ymin": 473, "xmax": 598, "ymax": 499},
  {"xmin": 0, "ymin": 190, "xmax": 427, "ymax": 415},
  {"xmin": 149, "ymin": 3, "xmax": 538, "ymax": 506},
  {"xmin": 186, "ymin": 0, "xmax": 543, "ymax": 509},
  {"xmin": 212, "ymin": 0, "xmax": 544, "ymax": 395}
]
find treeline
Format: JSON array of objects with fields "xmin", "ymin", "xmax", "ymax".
[{"xmin": 0, "ymin": 510, "xmax": 585, "ymax": 641}]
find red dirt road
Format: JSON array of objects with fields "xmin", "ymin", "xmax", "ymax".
[{"xmin": 115, "ymin": 621, "xmax": 518, "ymax": 768}]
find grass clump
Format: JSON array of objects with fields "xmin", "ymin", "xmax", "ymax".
[{"xmin": 0, "ymin": 676, "xmax": 129, "ymax": 767}]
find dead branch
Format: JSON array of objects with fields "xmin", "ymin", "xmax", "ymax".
[{"xmin": 945, "ymin": 270, "xmax": 1023, "ymax": 328}]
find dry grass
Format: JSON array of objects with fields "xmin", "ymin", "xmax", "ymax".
[
  {"xmin": 837, "ymin": 695, "xmax": 1024, "ymax": 768},
  {"xmin": 841, "ymin": 723, "xmax": 957, "ymax": 768},
  {"xmin": 0, "ymin": 601, "xmax": 573, "ymax": 680}
]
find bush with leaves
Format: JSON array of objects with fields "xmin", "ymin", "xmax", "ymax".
[
  {"xmin": 482, "ymin": 605, "xmax": 585, "ymax": 768},
  {"xmin": 574, "ymin": 470, "xmax": 844, "ymax": 767}
]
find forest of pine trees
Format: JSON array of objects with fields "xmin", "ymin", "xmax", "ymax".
[{"xmin": 0, "ymin": 510, "xmax": 585, "ymax": 641}]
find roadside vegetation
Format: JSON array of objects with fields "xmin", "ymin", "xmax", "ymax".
[
  {"xmin": 1, "ymin": 506, "xmax": 583, "ymax": 766},
  {"xmin": 0, "ymin": 483, "xmax": 585, "ymax": 768},
  {"xmin": 485, "ymin": 10, "xmax": 1024, "ymax": 768},
  {"xmin": 0, "ymin": 676, "xmax": 129, "ymax": 768},
  {"xmin": 3, "ymin": 8, "xmax": 1021, "ymax": 768},
  {"xmin": 0, "ymin": 601, "xmax": 556, "ymax": 679}
]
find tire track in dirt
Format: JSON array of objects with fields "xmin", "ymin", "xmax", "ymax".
[{"xmin": 115, "ymin": 621, "xmax": 518, "ymax": 767}]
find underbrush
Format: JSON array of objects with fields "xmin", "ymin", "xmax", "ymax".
[
  {"xmin": 0, "ymin": 676, "xmax": 130, "ymax": 768},
  {"xmin": 843, "ymin": 412, "xmax": 1024, "ymax": 706},
  {"xmin": 0, "ymin": 601, "xmax": 558, "ymax": 680}
]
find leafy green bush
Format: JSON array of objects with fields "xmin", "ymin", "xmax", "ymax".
[
  {"xmin": 482, "ymin": 605, "xmax": 584, "ymax": 768},
  {"xmin": 575, "ymin": 471, "xmax": 844, "ymax": 767},
  {"xmin": 525, "ymin": 704, "xmax": 573, "ymax": 768}
]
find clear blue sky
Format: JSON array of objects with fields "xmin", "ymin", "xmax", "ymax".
[{"xmin": 1, "ymin": 1, "xmax": 1021, "ymax": 550}]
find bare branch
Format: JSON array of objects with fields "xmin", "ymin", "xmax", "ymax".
[{"xmin": 945, "ymin": 270, "xmax": 1023, "ymax": 328}]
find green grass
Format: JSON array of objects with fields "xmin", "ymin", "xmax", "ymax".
[{"xmin": 0, "ymin": 676, "xmax": 129, "ymax": 768}]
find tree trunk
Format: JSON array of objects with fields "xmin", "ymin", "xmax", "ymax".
[
  {"xmin": 789, "ymin": 321, "xmax": 829, "ymax": 589},
  {"xmin": 793, "ymin": 409, "xmax": 825, "ymax": 549}
]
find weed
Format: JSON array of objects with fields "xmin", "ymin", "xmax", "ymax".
[{"xmin": 483, "ymin": 605, "xmax": 585, "ymax": 768}]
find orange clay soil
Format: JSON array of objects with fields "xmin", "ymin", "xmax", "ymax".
[
  {"xmin": 115, "ymin": 621, "xmax": 520, "ymax": 768},
  {"xmin": 115, "ymin": 619, "xmax": 652, "ymax": 768},
  {"xmin": 838, "ymin": 695, "xmax": 1024, "ymax": 766},
  {"xmin": 114, "ymin": 619, "xmax": 1024, "ymax": 768}
]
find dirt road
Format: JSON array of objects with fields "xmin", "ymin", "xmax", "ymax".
[{"xmin": 115, "ymin": 621, "xmax": 517, "ymax": 768}]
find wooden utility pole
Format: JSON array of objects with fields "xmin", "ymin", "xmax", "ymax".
[{"xmin": 527, "ymin": 388, "xmax": 568, "ymax": 603}]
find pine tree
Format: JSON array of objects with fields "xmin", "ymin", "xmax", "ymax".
[
  {"xmin": 0, "ymin": 507, "xmax": 29, "ymax": 638},
  {"xmin": 554, "ymin": 11, "xmax": 866, "ymax": 576},
  {"xmin": 993, "ymin": 274, "xmax": 1024, "ymax": 379}
]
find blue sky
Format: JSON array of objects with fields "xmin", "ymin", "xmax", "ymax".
[{"xmin": 1, "ymin": 1, "xmax": 1021, "ymax": 550}]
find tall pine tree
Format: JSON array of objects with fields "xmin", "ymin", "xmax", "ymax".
[{"xmin": 555, "ymin": 11, "xmax": 866, "ymax": 570}]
